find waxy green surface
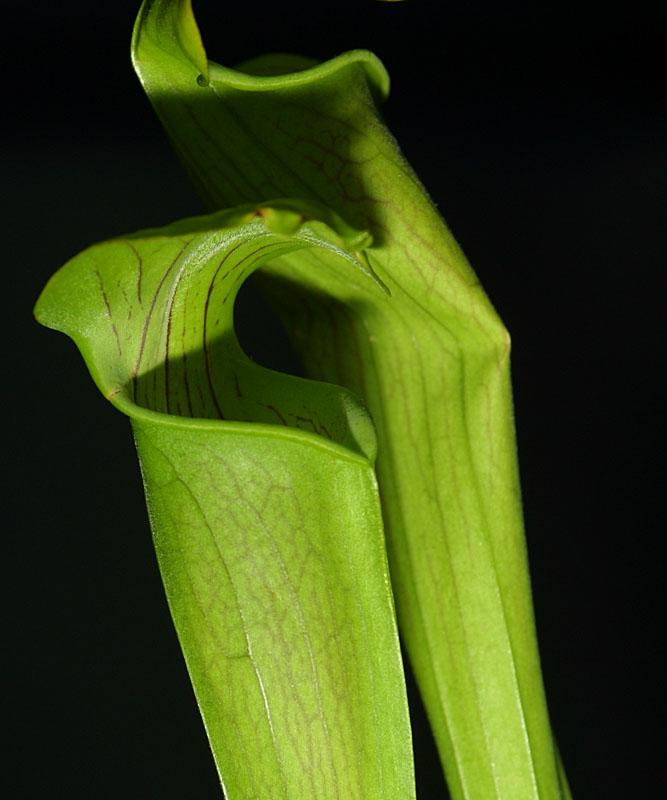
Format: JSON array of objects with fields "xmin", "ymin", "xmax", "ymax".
[
  {"xmin": 35, "ymin": 0, "xmax": 572, "ymax": 797},
  {"xmin": 133, "ymin": 1, "xmax": 570, "ymax": 797},
  {"xmin": 35, "ymin": 207, "xmax": 414, "ymax": 798}
]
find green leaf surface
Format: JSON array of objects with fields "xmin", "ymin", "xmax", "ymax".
[
  {"xmin": 131, "ymin": 1, "xmax": 571, "ymax": 798},
  {"xmin": 35, "ymin": 206, "xmax": 414, "ymax": 799}
]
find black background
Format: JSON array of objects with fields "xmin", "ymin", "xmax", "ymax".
[{"xmin": 5, "ymin": 1, "xmax": 665, "ymax": 797}]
